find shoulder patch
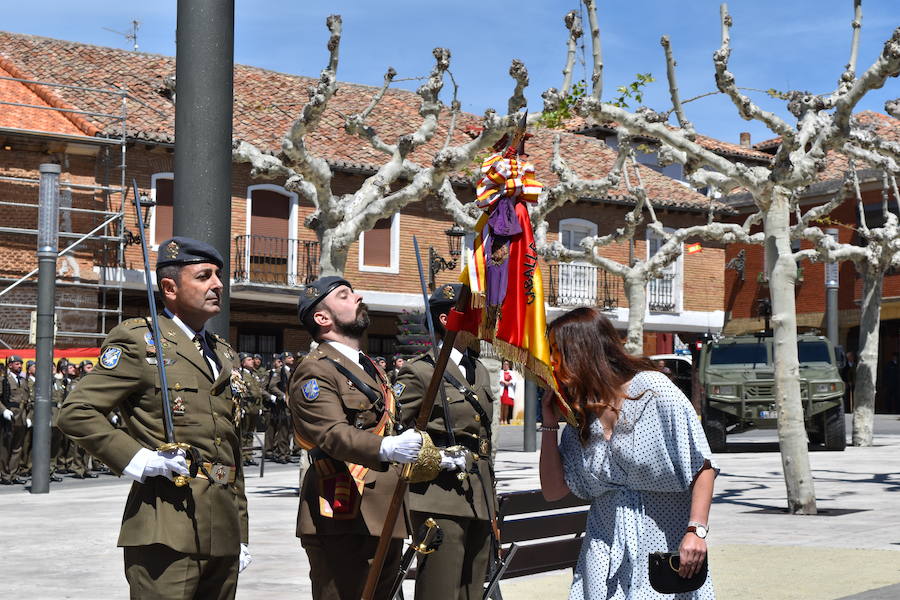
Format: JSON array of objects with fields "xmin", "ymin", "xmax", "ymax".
[
  {"xmin": 392, "ymin": 382, "xmax": 406, "ymax": 397},
  {"xmin": 302, "ymin": 379, "xmax": 320, "ymax": 401},
  {"xmin": 144, "ymin": 331, "xmax": 154, "ymax": 346},
  {"xmin": 100, "ymin": 346, "xmax": 123, "ymax": 369}
]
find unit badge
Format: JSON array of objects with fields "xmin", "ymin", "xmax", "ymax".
[
  {"xmin": 305, "ymin": 286, "xmax": 320, "ymax": 299},
  {"xmin": 165, "ymin": 240, "xmax": 179, "ymax": 260},
  {"xmin": 441, "ymin": 284, "xmax": 455, "ymax": 300},
  {"xmin": 100, "ymin": 347, "xmax": 122, "ymax": 369},
  {"xmin": 144, "ymin": 332, "xmax": 154, "ymax": 346},
  {"xmin": 302, "ymin": 379, "xmax": 320, "ymax": 401},
  {"xmin": 392, "ymin": 382, "xmax": 406, "ymax": 397}
]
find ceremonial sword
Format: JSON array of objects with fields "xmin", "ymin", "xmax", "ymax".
[{"xmin": 131, "ymin": 178, "xmax": 193, "ymax": 487}]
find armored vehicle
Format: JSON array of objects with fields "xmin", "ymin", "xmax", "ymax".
[{"xmin": 698, "ymin": 333, "xmax": 846, "ymax": 452}]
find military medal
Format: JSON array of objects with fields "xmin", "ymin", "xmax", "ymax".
[{"xmin": 172, "ymin": 396, "xmax": 185, "ymax": 416}]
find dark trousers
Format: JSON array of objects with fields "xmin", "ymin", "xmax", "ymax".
[
  {"xmin": 410, "ymin": 511, "xmax": 493, "ymax": 600},
  {"xmin": 0, "ymin": 421, "xmax": 26, "ymax": 481},
  {"xmin": 301, "ymin": 533, "xmax": 403, "ymax": 600},
  {"xmin": 124, "ymin": 544, "xmax": 238, "ymax": 600}
]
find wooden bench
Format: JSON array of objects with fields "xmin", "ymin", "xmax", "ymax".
[
  {"xmin": 399, "ymin": 489, "xmax": 590, "ymax": 599},
  {"xmin": 486, "ymin": 489, "xmax": 590, "ymax": 598}
]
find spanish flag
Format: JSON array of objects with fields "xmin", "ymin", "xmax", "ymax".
[{"xmin": 447, "ymin": 152, "xmax": 575, "ymax": 425}]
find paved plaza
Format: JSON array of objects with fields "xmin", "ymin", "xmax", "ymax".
[{"xmin": 1, "ymin": 416, "xmax": 899, "ymax": 599}]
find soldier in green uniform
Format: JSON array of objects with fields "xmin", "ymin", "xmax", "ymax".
[
  {"xmin": 288, "ymin": 276, "xmax": 425, "ymax": 600},
  {"xmin": 396, "ymin": 283, "xmax": 499, "ymax": 600},
  {"xmin": 0, "ymin": 355, "xmax": 28, "ymax": 485},
  {"xmin": 237, "ymin": 352, "xmax": 264, "ymax": 466},
  {"xmin": 58, "ymin": 237, "xmax": 251, "ymax": 600},
  {"xmin": 65, "ymin": 362, "xmax": 99, "ymax": 479},
  {"xmin": 267, "ymin": 352, "xmax": 293, "ymax": 463}
]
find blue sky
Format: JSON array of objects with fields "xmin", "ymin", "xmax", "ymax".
[{"xmin": 3, "ymin": 1, "xmax": 897, "ymax": 146}]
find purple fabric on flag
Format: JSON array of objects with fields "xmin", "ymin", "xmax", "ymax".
[{"xmin": 484, "ymin": 196, "xmax": 522, "ymax": 307}]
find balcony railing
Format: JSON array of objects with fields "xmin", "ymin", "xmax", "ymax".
[
  {"xmin": 233, "ymin": 235, "xmax": 320, "ymax": 287},
  {"xmin": 546, "ymin": 263, "xmax": 619, "ymax": 311},
  {"xmin": 648, "ymin": 271, "xmax": 677, "ymax": 312}
]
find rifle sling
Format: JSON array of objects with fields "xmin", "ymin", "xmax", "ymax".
[
  {"xmin": 420, "ymin": 354, "xmax": 492, "ymax": 441},
  {"xmin": 322, "ymin": 357, "xmax": 384, "ymax": 413}
]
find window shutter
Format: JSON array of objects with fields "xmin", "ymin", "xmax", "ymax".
[
  {"xmin": 362, "ymin": 217, "xmax": 393, "ymax": 267},
  {"xmin": 153, "ymin": 178, "xmax": 174, "ymax": 245}
]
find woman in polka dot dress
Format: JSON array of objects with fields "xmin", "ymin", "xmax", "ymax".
[{"xmin": 539, "ymin": 307, "xmax": 718, "ymax": 600}]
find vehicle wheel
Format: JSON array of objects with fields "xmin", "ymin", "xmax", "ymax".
[
  {"xmin": 703, "ymin": 410, "xmax": 727, "ymax": 452},
  {"xmin": 823, "ymin": 403, "xmax": 846, "ymax": 451}
]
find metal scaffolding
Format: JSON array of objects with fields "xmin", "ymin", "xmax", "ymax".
[{"xmin": 0, "ymin": 76, "xmax": 128, "ymax": 348}]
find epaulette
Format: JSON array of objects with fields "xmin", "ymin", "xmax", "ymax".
[
  {"xmin": 406, "ymin": 352, "xmax": 429, "ymax": 364},
  {"xmin": 212, "ymin": 333, "xmax": 232, "ymax": 347},
  {"xmin": 122, "ymin": 317, "xmax": 149, "ymax": 329}
]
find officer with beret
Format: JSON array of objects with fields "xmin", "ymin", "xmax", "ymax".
[
  {"xmin": 395, "ymin": 283, "xmax": 499, "ymax": 600},
  {"xmin": 1, "ymin": 354, "xmax": 28, "ymax": 484},
  {"xmin": 58, "ymin": 236, "xmax": 251, "ymax": 599},
  {"xmin": 288, "ymin": 276, "xmax": 424, "ymax": 600}
]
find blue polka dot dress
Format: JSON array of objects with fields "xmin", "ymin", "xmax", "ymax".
[{"xmin": 560, "ymin": 371, "xmax": 718, "ymax": 600}]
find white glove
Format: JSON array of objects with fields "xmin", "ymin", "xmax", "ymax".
[
  {"xmin": 124, "ymin": 447, "xmax": 189, "ymax": 483},
  {"xmin": 110, "ymin": 414, "xmax": 119, "ymax": 425},
  {"xmin": 239, "ymin": 543, "xmax": 253, "ymax": 573},
  {"xmin": 2, "ymin": 409, "xmax": 11, "ymax": 421},
  {"xmin": 379, "ymin": 429, "xmax": 423, "ymax": 464},
  {"xmin": 26, "ymin": 418, "xmax": 32, "ymax": 428},
  {"xmin": 439, "ymin": 450, "xmax": 468, "ymax": 471}
]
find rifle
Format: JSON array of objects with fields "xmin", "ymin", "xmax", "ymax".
[{"xmin": 131, "ymin": 179, "xmax": 196, "ymax": 486}]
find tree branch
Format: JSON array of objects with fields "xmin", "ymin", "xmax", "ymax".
[
  {"xmin": 834, "ymin": 26, "xmax": 900, "ymax": 132},
  {"xmin": 660, "ymin": 35, "xmax": 694, "ymax": 136},
  {"xmin": 561, "ymin": 10, "xmax": 583, "ymax": 96},
  {"xmin": 582, "ymin": 0, "xmax": 603, "ymax": 101}
]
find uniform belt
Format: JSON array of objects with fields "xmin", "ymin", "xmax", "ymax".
[
  {"xmin": 186, "ymin": 461, "xmax": 237, "ymax": 484},
  {"xmin": 430, "ymin": 433, "xmax": 489, "ymax": 457}
]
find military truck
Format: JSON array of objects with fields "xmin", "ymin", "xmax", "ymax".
[{"xmin": 698, "ymin": 333, "xmax": 846, "ymax": 452}]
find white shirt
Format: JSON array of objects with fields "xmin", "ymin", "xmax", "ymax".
[{"xmin": 324, "ymin": 340, "xmax": 364, "ymax": 365}]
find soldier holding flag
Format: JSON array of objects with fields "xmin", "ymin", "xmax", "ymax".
[{"xmin": 58, "ymin": 237, "xmax": 251, "ymax": 599}]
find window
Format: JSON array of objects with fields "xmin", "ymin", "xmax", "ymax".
[
  {"xmin": 367, "ymin": 334, "xmax": 397, "ymax": 358},
  {"xmin": 359, "ymin": 213, "xmax": 400, "ymax": 273},
  {"xmin": 647, "ymin": 228, "xmax": 682, "ymax": 313},
  {"xmin": 150, "ymin": 173, "xmax": 174, "ymax": 248},
  {"xmin": 557, "ymin": 219, "xmax": 598, "ymax": 306},
  {"xmin": 237, "ymin": 328, "xmax": 281, "ymax": 367},
  {"xmin": 244, "ymin": 185, "xmax": 299, "ymax": 285}
]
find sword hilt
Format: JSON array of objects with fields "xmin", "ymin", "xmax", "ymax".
[{"xmin": 157, "ymin": 442, "xmax": 193, "ymax": 487}]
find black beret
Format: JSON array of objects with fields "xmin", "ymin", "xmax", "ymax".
[
  {"xmin": 253, "ymin": 353, "xmax": 262, "ymax": 360},
  {"xmin": 79, "ymin": 360, "xmax": 93, "ymax": 368},
  {"xmin": 57, "ymin": 358, "xmax": 70, "ymax": 369},
  {"xmin": 297, "ymin": 276, "xmax": 352, "ymax": 324},
  {"xmin": 429, "ymin": 283, "xmax": 462, "ymax": 309},
  {"xmin": 281, "ymin": 351, "xmax": 294, "ymax": 359},
  {"xmin": 238, "ymin": 352, "xmax": 251, "ymax": 361},
  {"xmin": 156, "ymin": 236, "xmax": 224, "ymax": 270},
  {"xmin": 7, "ymin": 355, "xmax": 23, "ymax": 364},
  {"xmin": 26, "ymin": 360, "xmax": 35, "ymax": 368}
]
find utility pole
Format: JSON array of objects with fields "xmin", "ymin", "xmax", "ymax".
[
  {"xmin": 173, "ymin": 0, "xmax": 235, "ymax": 338},
  {"xmin": 32, "ymin": 164, "xmax": 60, "ymax": 494},
  {"xmin": 523, "ymin": 378, "xmax": 537, "ymax": 452}
]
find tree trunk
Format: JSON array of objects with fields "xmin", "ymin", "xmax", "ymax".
[
  {"xmin": 852, "ymin": 265, "xmax": 883, "ymax": 446},
  {"xmin": 623, "ymin": 272, "xmax": 647, "ymax": 356},
  {"xmin": 765, "ymin": 191, "xmax": 817, "ymax": 514},
  {"xmin": 317, "ymin": 228, "xmax": 349, "ymax": 277}
]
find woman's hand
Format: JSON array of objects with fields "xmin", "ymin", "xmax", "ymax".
[
  {"xmin": 676, "ymin": 532, "xmax": 707, "ymax": 578},
  {"xmin": 541, "ymin": 390, "xmax": 559, "ymax": 425}
]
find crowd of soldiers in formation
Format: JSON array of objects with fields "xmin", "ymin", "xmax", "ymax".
[{"xmin": 0, "ymin": 351, "xmax": 408, "ymax": 485}]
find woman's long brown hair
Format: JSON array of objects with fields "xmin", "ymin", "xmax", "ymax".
[{"xmin": 548, "ymin": 307, "xmax": 659, "ymax": 442}]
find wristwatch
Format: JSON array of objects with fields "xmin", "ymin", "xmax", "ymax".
[{"xmin": 687, "ymin": 521, "xmax": 708, "ymax": 539}]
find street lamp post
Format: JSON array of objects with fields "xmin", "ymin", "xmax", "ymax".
[
  {"xmin": 824, "ymin": 228, "xmax": 840, "ymax": 346},
  {"xmin": 32, "ymin": 163, "xmax": 60, "ymax": 494}
]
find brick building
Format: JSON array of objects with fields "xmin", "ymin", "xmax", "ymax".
[
  {"xmin": 721, "ymin": 111, "xmax": 900, "ymax": 412},
  {"xmin": 0, "ymin": 31, "xmax": 728, "ymax": 360}
]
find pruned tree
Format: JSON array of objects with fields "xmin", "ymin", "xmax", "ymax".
[
  {"xmin": 795, "ymin": 160, "xmax": 900, "ymax": 447},
  {"xmin": 233, "ymin": 15, "xmax": 527, "ymax": 276},
  {"xmin": 537, "ymin": 0, "xmax": 900, "ymax": 514}
]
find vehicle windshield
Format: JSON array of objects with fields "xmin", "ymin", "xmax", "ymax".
[
  {"xmin": 708, "ymin": 343, "xmax": 769, "ymax": 366},
  {"xmin": 797, "ymin": 341, "xmax": 832, "ymax": 364}
]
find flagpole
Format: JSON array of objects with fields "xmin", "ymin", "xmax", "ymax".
[{"xmin": 361, "ymin": 286, "xmax": 470, "ymax": 600}]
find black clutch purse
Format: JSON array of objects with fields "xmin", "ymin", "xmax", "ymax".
[{"xmin": 648, "ymin": 552, "xmax": 708, "ymax": 594}]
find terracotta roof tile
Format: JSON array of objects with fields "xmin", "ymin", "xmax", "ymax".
[{"xmin": 0, "ymin": 30, "xmax": 719, "ymax": 212}]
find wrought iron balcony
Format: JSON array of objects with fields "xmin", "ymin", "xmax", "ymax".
[
  {"xmin": 648, "ymin": 271, "xmax": 677, "ymax": 312},
  {"xmin": 546, "ymin": 263, "xmax": 619, "ymax": 311},
  {"xmin": 233, "ymin": 235, "xmax": 320, "ymax": 287}
]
